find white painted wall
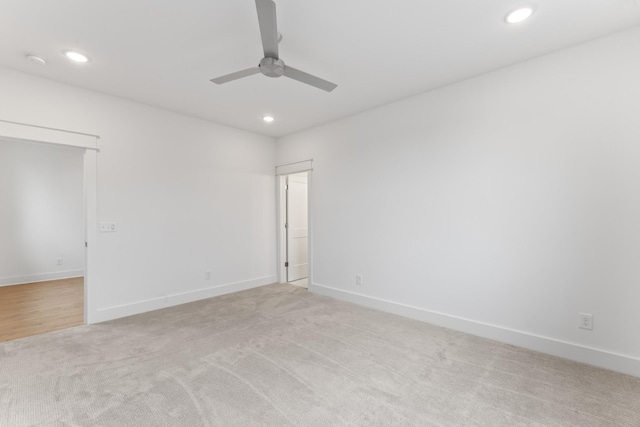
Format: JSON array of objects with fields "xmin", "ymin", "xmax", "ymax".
[
  {"xmin": 0, "ymin": 68, "xmax": 277, "ymax": 322},
  {"xmin": 277, "ymin": 26, "xmax": 640, "ymax": 376},
  {"xmin": 0, "ymin": 139, "xmax": 84, "ymax": 286}
]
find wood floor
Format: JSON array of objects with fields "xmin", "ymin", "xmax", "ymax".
[{"xmin": 0, "ymin": 277, "xmax": 84, "ymax": 343}]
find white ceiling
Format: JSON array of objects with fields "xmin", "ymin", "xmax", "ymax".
[{"xmin": 1, "ymin": 1, "xmax": 640, "ymax": 137}]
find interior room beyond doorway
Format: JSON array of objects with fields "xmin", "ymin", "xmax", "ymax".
[{"xmin": 0, "ymin": 137, "xmax": 86, "ymax": 340}]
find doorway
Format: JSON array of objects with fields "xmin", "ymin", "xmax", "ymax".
[
  {"xmin": 0, "ymin": 118, "xmax": 99, "ymax": 328},
  {"xmin": 280, "ymin": 172, "xmax": 309, "ymax": 288},
  {"xmin": 0, "ymin": 138, "xmax": 86, "ymax": 341}
]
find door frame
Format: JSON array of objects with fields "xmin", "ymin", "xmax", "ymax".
[
  {"xmin": 276, "ymin": 167, "xmax": 312, "ymax": 287},
  {"xmin": 0, "ymin": 119, "xmax": 99, "ymax": 324}
]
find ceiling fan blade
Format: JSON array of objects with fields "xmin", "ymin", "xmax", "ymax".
[
  {"xmin": 255, "ymin": 0, "xmax": 279, "ymax": 59},
  {"xmin": 210, "ymin": 67, "xmax": 260, "ymax": 84},
  {"xmin": 283, "ymin": 66, "xmax": 337, "ymax": 92}
]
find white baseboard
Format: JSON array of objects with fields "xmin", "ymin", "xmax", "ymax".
[
  {"xmin": 92, "ymin": 275, "xmax": 277, "ymax": 324},
  {"xmin": 0, "ymin": 270, "xmax": 84, "ymax": 287},
  {"xmin": 311, "ymin": 283, "xmax": 640, "ymax": 378}
]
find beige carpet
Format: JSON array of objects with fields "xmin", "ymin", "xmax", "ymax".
[{"xmin": 1, "ymin": 283, "xmax": 639, "ymax": 426}]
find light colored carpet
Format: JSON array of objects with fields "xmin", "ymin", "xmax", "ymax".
[{"xmin": 1, "ymin": 283, "xmax": 639, "ymax": 426}]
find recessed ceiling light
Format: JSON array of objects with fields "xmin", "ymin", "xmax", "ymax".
[
  {"xmin": 25, "ymin": 54, "xmax": 47, "ymax": 65},
  {"xmin": 505, "ymin": 7, "xmax": 534, "ymax": 24},
  {"xmin": 63, "ymin": 50, "xmax": 89, "ymax": 63},
  {"xmin": 263, "ymin": 115, "xmax": 275, "ymax": 123}
]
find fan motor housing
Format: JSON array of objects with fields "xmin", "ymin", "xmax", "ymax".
[{"xmin": 259, "ymin": 57, "xmax": 285, "ymax": 78}]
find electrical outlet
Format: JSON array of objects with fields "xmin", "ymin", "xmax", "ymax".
[
  {"xmin": 205, "ymin": 271, "xmax": 212, "ymax": 280},
  {"xmin": 56, "ymin": 258, "xmax": 63, "ymax": 266},
  {"xmin": 355, "ymin": 275, "xmax": 363, "ymax": 285},
  {"xmin": 579, "ymin": 313, "xmax": 593, "ymax": 330}
]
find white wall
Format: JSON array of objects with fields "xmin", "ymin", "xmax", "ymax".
[
  {"xmin": 277, "ymin": 26, "xmax": 640, "ymax": 376},
  {"xmin": 0, "ymin": 68, "xmax": 277, "ymax": 322},
  {"xmin": 0, "ymin": 139, "xmax": 84, "ymax": 286}
]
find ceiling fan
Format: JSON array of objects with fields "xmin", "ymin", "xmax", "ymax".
[{"xmin": 210, "ymin": 0, "xmax": 337, "ymax": 92}]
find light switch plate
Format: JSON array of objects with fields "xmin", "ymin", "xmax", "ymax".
[{"xmin": 99, "ymin": 222, "xmax": 117, "ymax": 232}]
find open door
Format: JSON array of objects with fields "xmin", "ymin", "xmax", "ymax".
[{"xmin": 285, "ymin": 172, "xmax": 308, "ymax": 285}]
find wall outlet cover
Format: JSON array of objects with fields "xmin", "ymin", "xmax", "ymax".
[{"xmin": 579, "ymin": 313, "xmax": 593, "ymax": 330}]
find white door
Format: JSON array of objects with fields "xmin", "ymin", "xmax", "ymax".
[{"xmin": 286, "ymin": 173, "xmax": 308, "ymax": 282}]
